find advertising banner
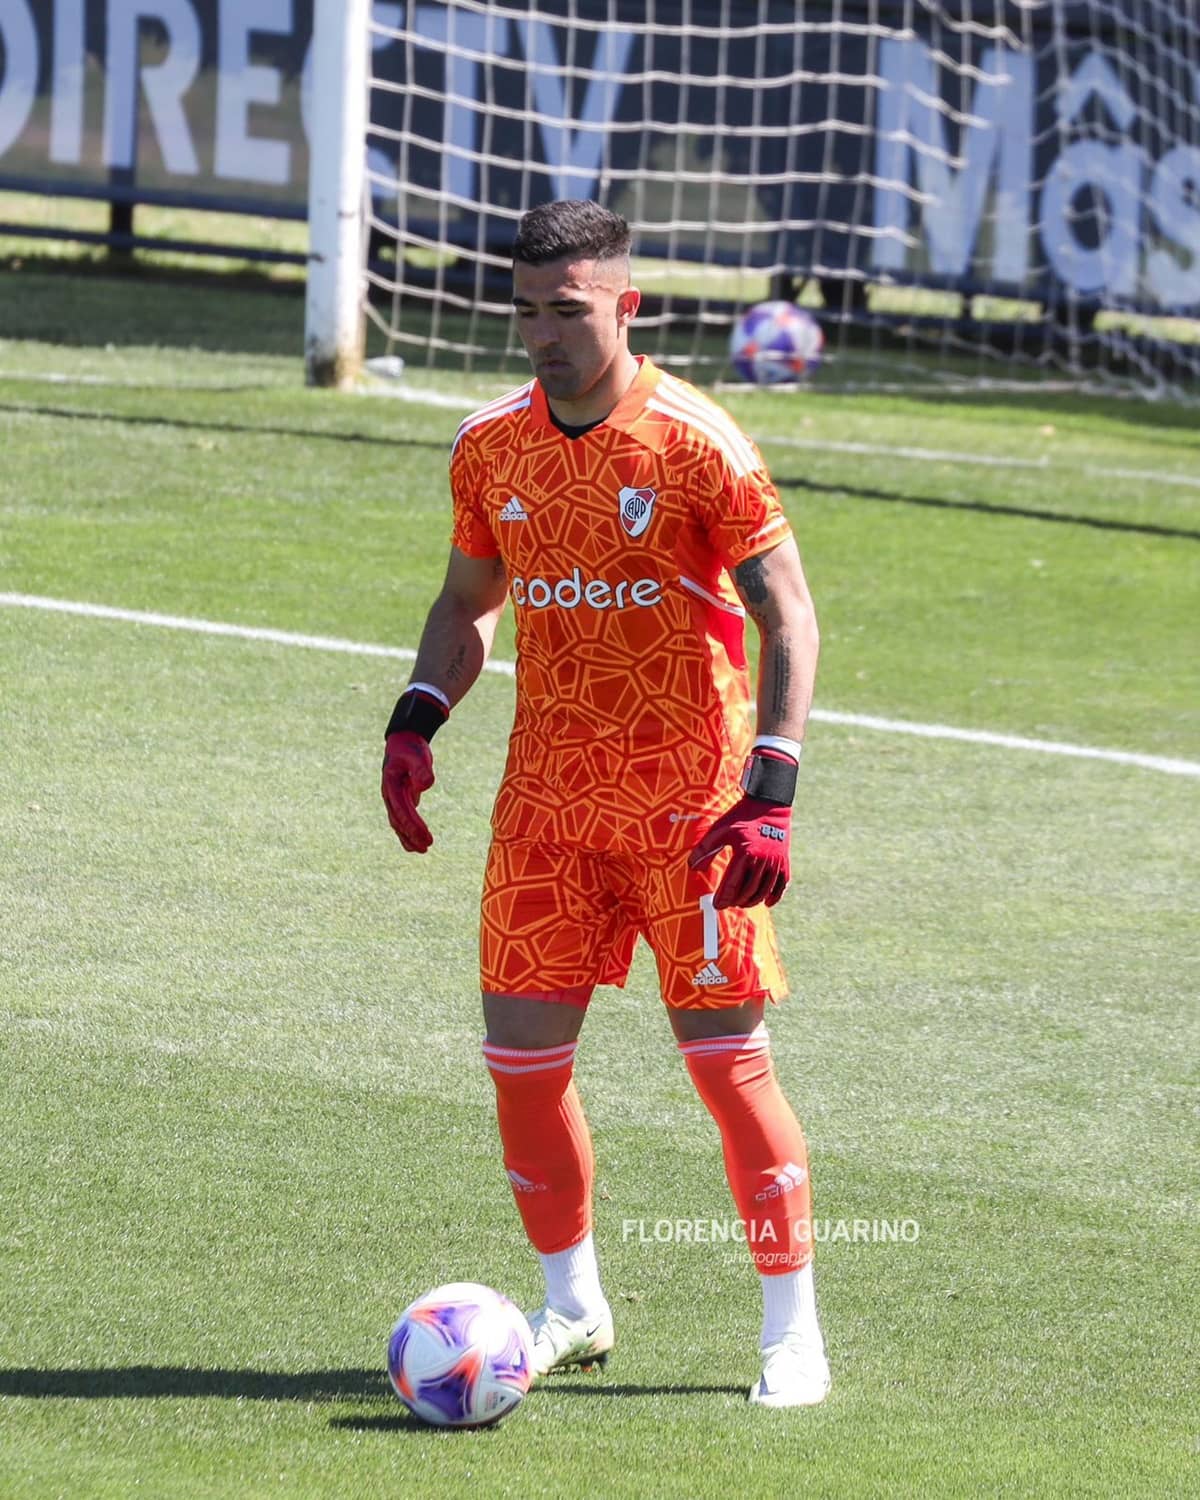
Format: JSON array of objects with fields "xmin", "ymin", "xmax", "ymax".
[
  {"xmin": 0, "ymin": 1, "xmax": 1196, "ymax": 309},
  {"xmin": 0, "ymin": 0, "xmax": 312, "ymax": 215}
]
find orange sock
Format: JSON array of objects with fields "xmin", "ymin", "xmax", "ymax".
[
  {"xmin": 482, "ymin": 1039, "xmax": 593, "ymax": 1255},
  {"xmin": 679, "ymin": 1025, "xmax": 812, "ymax": 1274}
]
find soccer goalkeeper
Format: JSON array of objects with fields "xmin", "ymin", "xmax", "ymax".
[{"xmin": 382, "ymin": 200, "xmax": 828, "ymax": 1407}]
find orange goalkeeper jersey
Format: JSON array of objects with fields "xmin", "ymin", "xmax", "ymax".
[{"xmin": 450, "ymin": 356, "xmax": 792, "ymax": 855}]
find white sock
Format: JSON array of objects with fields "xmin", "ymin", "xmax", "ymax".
[
  {"xmin": 538, "ymin": 1232, "xmax": 608, "ymax": 1321},
  {"xmin": 760, "ymin": 1262, "xmax": 825, "ymax": 1352}
]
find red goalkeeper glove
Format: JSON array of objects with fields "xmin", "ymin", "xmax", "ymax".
[
  {"xmin": 687, "ymin": 747, "xmax": 799, "ymax": 909},
  {"xmin": 381, "ymin": 686, "xmax": 448, "ymax": 853}
]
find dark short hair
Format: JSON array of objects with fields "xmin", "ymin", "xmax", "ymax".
[{"xmin": 512, "ymin": 200, "xmax": 631, "ymax": 266}]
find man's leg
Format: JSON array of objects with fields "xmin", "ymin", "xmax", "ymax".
[
  {"xmin": 482, "ymin": 991, "xmax": 613, "ymax": 1374},
  {"xmin": 671, "ymin": 999, "xmax": 829, "ymax": 1407},
  {"xmin": 482, "ymin": 990, "xmax": 591, "ymax": 1263},
  {"xmin": 633, "ymin": 847, "xmax": 828, "ymax": 1405}
]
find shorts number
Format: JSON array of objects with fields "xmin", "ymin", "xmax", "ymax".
[{"xmin": 698, "ymin": 894, "xmax": 720, "ymax": 961}]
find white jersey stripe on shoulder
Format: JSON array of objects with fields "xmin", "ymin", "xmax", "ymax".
[
  {"xmin": 452, "ymin": 395, "xmax": 531, "ymax": 451},
  {"xmin": 647, "ymin": 396, "xmax": 757, "ymax": 480},
  {"xmin": 453, "ymin": 385, "xmax": 533, "ymax": 434},
  {"xmin": 466, "ymin": 379, "xmax": 535, "ymax": 420},
  {"xmin": 451, "ymin": 384, "xmax": 534, "ymax": 455},
  {"xmin": 745, "ymin": 515, "xmax": 791, "ymax": 546},
  {"xmin": 650, "ymin": 380, "xmax": 760, "ymax": 475},
  {"xmin": 657, "ymin": 374, "xmax": 761, "ymax": 473}
]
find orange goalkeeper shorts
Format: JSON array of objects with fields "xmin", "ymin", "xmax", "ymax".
[{"xmin": 480, "ymin": 839, "xmax": 787, "ymax": 1009}]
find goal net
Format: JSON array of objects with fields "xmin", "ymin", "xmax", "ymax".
[{"xmin": 345, "ymin": 0, "xmax": 1200, "ymax": 399}]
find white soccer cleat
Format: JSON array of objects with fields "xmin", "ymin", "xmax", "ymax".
[
  {"xmin": 526, "ymin": 1304, "xmax": 614, "ymax": 1377},
  {"xmin": 748, "ymin": 1335, "xmax": 831, "ymax": 1408}
]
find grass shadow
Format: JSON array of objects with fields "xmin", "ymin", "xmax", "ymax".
[
  {"xmin": 327, "ymin": 1378, "xmax": 749, "ymax": 1433},
  {"xmin": 775, "ymin": 473, "xmax": 1200, "ymax": 542},
  {"xmin": 546, "ymin": 1381, "xmax": 747, "ymax": 1398},
  {"xmin": 0, "ymin": 398, "xmax": 447, "ymax": 452},
  {"xmin": 0, "ymin": 1366, "xmax": 388, "ymax": 1402},
  {"xmin": 329, "ymin": 1412, "xmax": 495, "ymax": 1434}
]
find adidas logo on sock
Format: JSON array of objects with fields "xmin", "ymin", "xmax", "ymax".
[
  {"xmin": 692, "ymin": 960, "xmax": 729, "ymax": 987},
  {"xmin": 506, "ymin": 1168, "xmax": 547, "ymax": 1193},
  {"xmin": 499, "ymin": 495, "xmax": 529, "ymax": 521},
  {"xmin": 755, "ymin": 1162, "xmax": 808, "ymax": 1201}
]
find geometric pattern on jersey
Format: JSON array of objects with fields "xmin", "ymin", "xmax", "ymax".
[
  {"xmin": 451, "ymin": 357, "xmax": 794, "ymax": 857},
  {"xmin": 481, "ymin": 837, "xmax": 787, "ymax": 1009}
]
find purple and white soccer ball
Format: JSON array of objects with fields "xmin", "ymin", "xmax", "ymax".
[
  {"xmin": 729, "ymin": 301, "xmax": 824, "ymax": 384},
  {"xmin": 387, "ymin": 1282, "xmax": 534, "ymax": 1428}
]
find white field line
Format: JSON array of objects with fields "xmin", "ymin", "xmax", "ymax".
[
  {"xmin": 761, "ymin": 434, "xmax": 1200, "ymax": 492},
  {"xmin": 360, "ymin": 381, "xmax": 1200, "ymax": 492},
  {"xmin": 3, "ymin": 592, "xmax": 1197, "ymax": 779},
  {"xmin": 6, "ymin": 370, "xmax": 1198, "ymax": 491},
  {"xmin": 0, "ymin": 369, "xmax": 277, "ymax": 393}
]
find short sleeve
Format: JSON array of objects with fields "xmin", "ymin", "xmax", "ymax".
[
  {"xmin": 449, "ymin": 435, "xmax": 500, "ymax": 558},
  {"xmin": 695, "ymin": 439, "xmax": 792, "ymax": 569}
]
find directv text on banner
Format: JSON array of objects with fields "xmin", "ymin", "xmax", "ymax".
[
  {"xmin": 0, "ymin": 1, "xmax": 1196, "ymax": 310},
  {"xmin": 0, "ymin": 0, "xmax": 313, "ymax": 212}
]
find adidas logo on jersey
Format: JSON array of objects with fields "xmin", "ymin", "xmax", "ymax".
[
  {"xmin": 499, "ymin": 495, "xmax": 529, "ymax": 521},
  {"xmin": 692, "ymin": 961, "xmax": 729, "ymax": 987},
  {"xmin": 754, "ymin": 1162, "xmax": 808, "ymax": 1202}
]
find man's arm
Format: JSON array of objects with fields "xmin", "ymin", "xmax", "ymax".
[
  {"xmin": 381, "ymin": 547, "xmax": 508, "ymax": 852},
  {"xmin": 688, "ymin": 537, "xmax": 819, "ymax": 907},
  {"xmin": 731, "ymin": 536, "xmax": 819, "ymax": 741},
  {"xmin": 408, "ymin": 546, "xmax": 510, "ymax": 706}
]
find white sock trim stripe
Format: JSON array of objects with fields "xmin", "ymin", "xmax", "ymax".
[
  {"xmin": 678, "ymin": 1023, "xmax": 770, "ymax": 1056},
  {"xmin": 482, "ymin": 1040, "xmax": 578, "ymax": 1061},
  {"xmin": 679, "ymin": 1040, "xmax": 772, "ymax": 1059},
  {"xmin": 482, "ymin": 1040, "xmax": 579, "ymax": 1075},
  {"xmin": 484, "ymin": 1055, "xmax": 580, "ymax": 1075}
]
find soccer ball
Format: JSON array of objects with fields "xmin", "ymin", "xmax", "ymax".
[
  {"xmin": 729, "ymin": 301, "xmax": 824, "ymax": 384},
  {"xmin": 387, "ymin": 1282, "xmax": 534, "ymax": 1428}
]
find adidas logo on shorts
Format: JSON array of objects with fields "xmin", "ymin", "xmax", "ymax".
[
  {"xmin": 499, "ymin": 495, "xmax": 529, "ymax": 521},
  {"xmin": 692, "ymin": 961, "xmax": 729, "ymax": 987}
]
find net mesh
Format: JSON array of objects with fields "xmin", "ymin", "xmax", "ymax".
[{"xmin": 361, "ymin": 0, "xmax": 1200, "ymax": 397}]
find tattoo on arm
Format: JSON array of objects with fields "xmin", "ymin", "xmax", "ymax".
[
  {"xmin": 769, "ymin": 636, "xmax": 793, "ymax": 721},
  {"xmin": 444, "ymin": 643, "xmax": 468, "ymax": 683},
  {"xmin": 734, "ymin": 554, "xmax": 769, "ymax": 611}
]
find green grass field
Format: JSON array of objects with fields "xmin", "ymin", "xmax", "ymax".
[{"xmin": 1, "ymin": 263, "xmax": 1198, "ymax": 1499}]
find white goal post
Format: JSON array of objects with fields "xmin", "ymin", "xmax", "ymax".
[
  {"xmin": 304, "ymin": 0, "xmax": 371, "ymax": 389},
  {"xmin": 305, "ymin": 0, "xmax": 1200, "ymax": 399}
]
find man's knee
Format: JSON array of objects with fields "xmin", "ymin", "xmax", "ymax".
[{"xmin": 482, "ymin": 990, "xmax": 591, "ymax": 1047}]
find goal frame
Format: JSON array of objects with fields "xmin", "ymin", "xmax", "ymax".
[
  {"xmin": 304, "ymin": 0, "xmax": 371, "ymax": 389},
  {"xmin": 305, "ymin": 0, "xmax": 1200, "ymax": 400}
]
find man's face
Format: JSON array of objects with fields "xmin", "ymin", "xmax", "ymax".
[{"xmin": 512, "ymin": 255, "xmax": 640, "ymax": 406}]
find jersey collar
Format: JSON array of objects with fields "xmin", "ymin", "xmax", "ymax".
[{"xmin": 530, "ymin": 355, "xmax": 661, "ymax": 437}]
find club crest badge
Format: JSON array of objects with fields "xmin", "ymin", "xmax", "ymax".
[{"xmin": 618, "ymin": 486, "xmax": 657, "ymax": 538}]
